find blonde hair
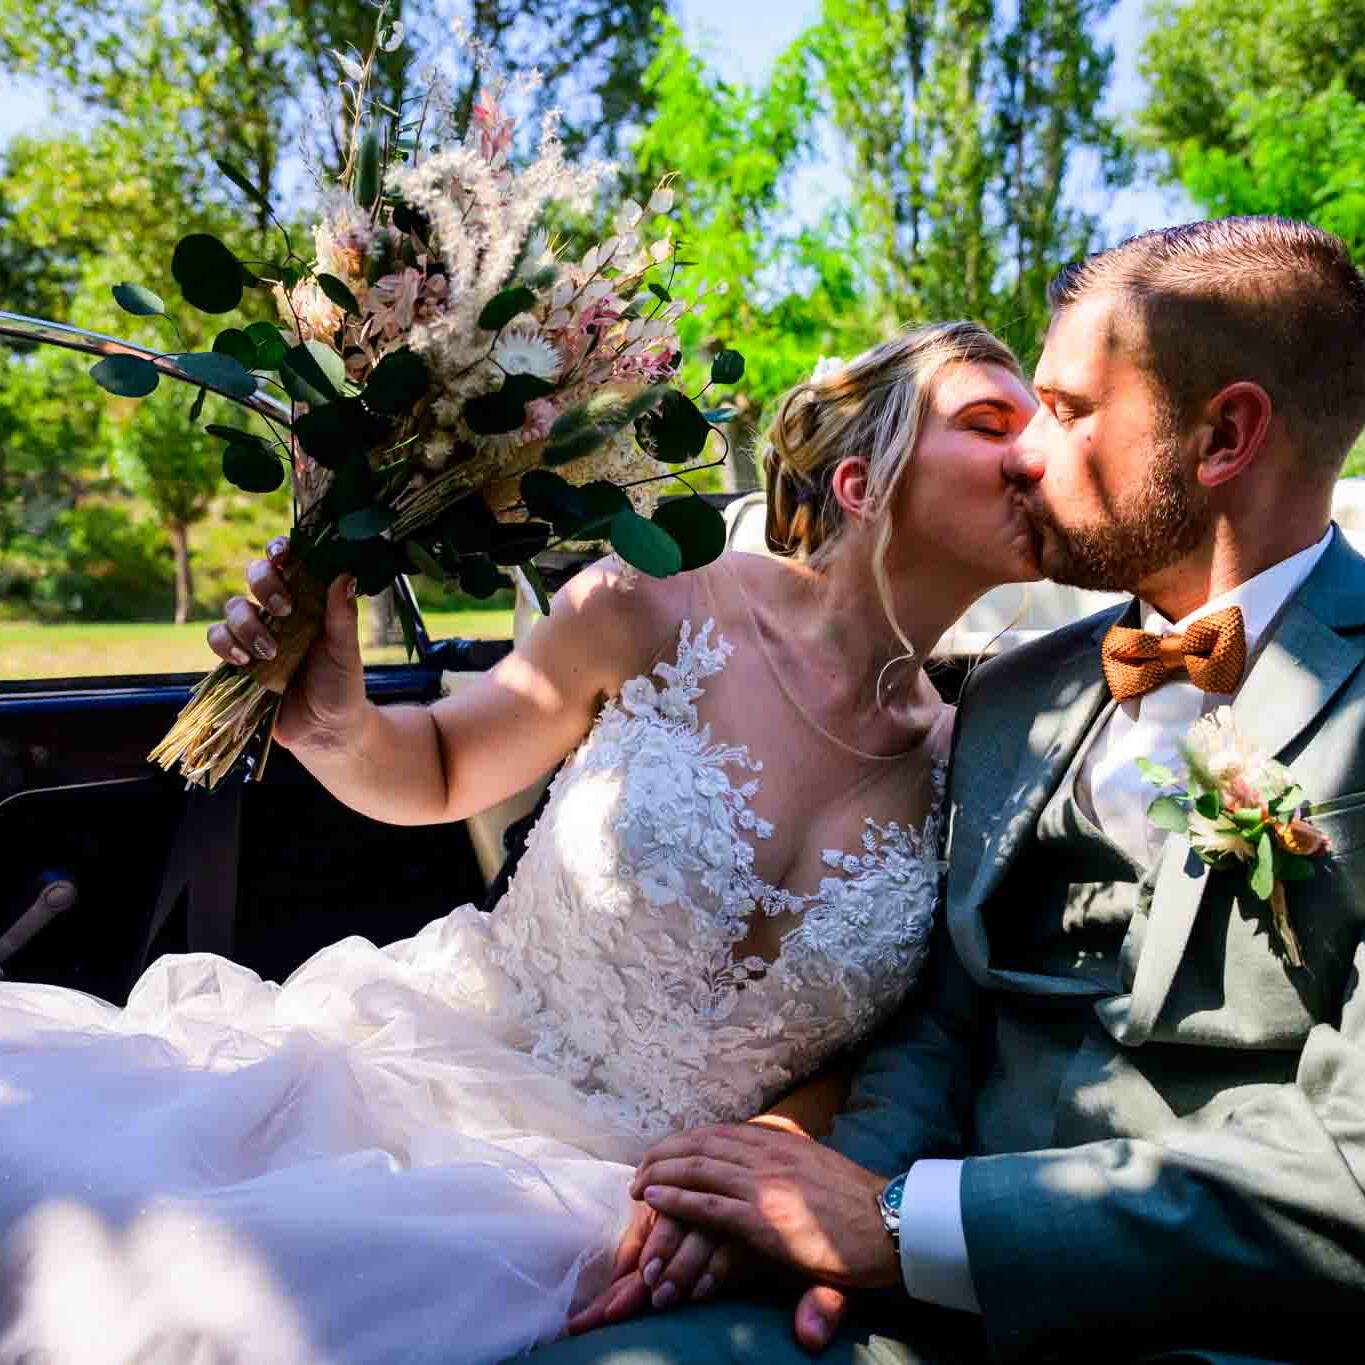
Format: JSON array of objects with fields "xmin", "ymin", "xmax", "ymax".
[{"xmin": 761, "ymin": 321, "xmax": 1023, "ymax": 658}]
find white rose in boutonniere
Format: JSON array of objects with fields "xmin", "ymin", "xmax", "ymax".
[{"xmin": 1137, "ymin": 707, "xmax": 1333, "ymax": 967}]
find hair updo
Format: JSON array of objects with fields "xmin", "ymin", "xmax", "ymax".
[{"xmin": 762, "ymin": 321, "xmax": 1022, "ymax": 562}]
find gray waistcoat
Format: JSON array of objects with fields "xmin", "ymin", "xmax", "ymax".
[{"xmin": 974, "ymin": 734, "xmax": 1156, "ymax": 1153}]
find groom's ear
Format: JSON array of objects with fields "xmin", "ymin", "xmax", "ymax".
[
  {"xmin": 830, "ymin": 456, "xmax": 872, "ymax": 519},
  {"xmin": 1194, "ymin": 381, "xmax": 1274, "ymax": 489}
]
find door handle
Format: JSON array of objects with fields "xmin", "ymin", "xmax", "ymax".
[{"xmin": 0, "ymin": 873, "xmax": 78, "ymax": 974}]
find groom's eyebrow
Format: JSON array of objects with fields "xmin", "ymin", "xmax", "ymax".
[{"xmin": 1035, "ymin": 383, "xmax": 1094, "ymax": 408}]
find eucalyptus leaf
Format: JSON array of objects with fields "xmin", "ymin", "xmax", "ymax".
[
  {"xmin": 222, "ymin": 441, "xmax": 285, "ymax": 493},
  {"xmin": 170, "ymin": 351, "xmax": 257, "ymax": 400},
  {"xmin": 609, "ymin": 508, "xmax": 683, "ymax": 577},
  {"xmin": 211, "ymin": 328, "xmax": 255, "ymax": 368},
  {"xmin": 316, "ymin": 272, "xmax": 362, "ymax": 318},
  {"xmin": 1195, "ymin": 791, "xmax": 1222, "ymax": 820},
  {"xmin": 172, "ymin": 233, "xmax": 244, "ymax": 314},
  {"xmin": 205, "ymin": 423, "xmax": 264, "ymax": 446},
  {"xmin": 215, "ymin": 158, "xmax": 271, "ymax": 210},
  {"xmin": 90, "ymin": 355, "xmax": 159, "ymax": 398},
  {"xmin": 652, "ymin": 496, "xmax": 726, "ymax": 571},
  {"xmin": 1135, "ymin": 757, "xmax": 1180, "ymax": 789},
  {"xmin": 635, "ymin": 389, "xmax": 711, "ymax": 464},
  {"xmin": 363, "ymin": 348, "xmax": 429, "ymax": 415},
  {"xmin": 457, "ymin": 553, "xmax": 510, "ymax": 598},
  {"xmin": 1231, "ymin": 807, "xmax": 1266, "ymax": 832},
  {"xmin": 405, "ymin": 539, "xmax": 447, "ymax": 584},
  {"xmin": 280, "ymin": 341, "xmax": 345, "ymax": 405},
  {"xmin": 1274, "ymin": 847, "xmax": 1316, "ymax": 881},
  {"xmin": 112, "ymin": 282, "xmax": 165, "ymax": 317},
  {"xmin": 325, "ymin": 454, "xmax": 377, "ymax": 516},
  {"xmin": 489, "ymin": 520, "xmax": 551, "ymax": 565},
  {"xmin": 294, "ymin": 398, "xmax": 386, "ymax": 469},
  {"xmin": 344, "ymin": 535, "xmax": 405, "ymax": 596},
  {"xmin": 1272, "ymin": 784, "xmax": 1306, "ymax": 815},
  {"xmin": 439, "ymin": 495, "xmax": 498, "ymax": 554},
  {"xmin": 1146, "ymin": 795, "xmax": 1190, "ymax": 834},
  {"xmin": 338, "ymin": 504, "xmax": 397, "ymax": 540},
  {"xmin": 710, "ymin": 348, "xmax": 745, "ymax": 384},
  {"xmin": 244, "ymin": 321, "xmax": 287, "ymax": 370},
  {"xmin": 464, "ymin": 373, "xmax": 555, "ymax": 437},
  {"xmin": 477, "ymin": 285, "xmax": 536, "ymax": 332},
  {"xmin": 1249, "ymin": 830, "xmax": 1275, "ymax": 900},
  {"xmin": 519, "ymin": 561, "xmax": 552, "ymax": 615}
]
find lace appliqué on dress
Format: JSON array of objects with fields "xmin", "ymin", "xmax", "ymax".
[{"xmin": 485, "ymin": 619, "xmax": 945, "ymax": 1141}]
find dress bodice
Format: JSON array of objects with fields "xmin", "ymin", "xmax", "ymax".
[{"xmin": 485, "ymin": 607, "xmax": 946, "ymax": 1140}]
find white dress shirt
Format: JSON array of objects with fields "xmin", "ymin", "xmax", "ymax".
[{"xmin": 898, "ymin": 527, "xmax": 1335, "ymax": 1315}]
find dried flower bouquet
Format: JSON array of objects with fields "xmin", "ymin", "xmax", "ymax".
[{"xmin": 86, "ymin": 25, "xmax": 743, "ymax": 788}]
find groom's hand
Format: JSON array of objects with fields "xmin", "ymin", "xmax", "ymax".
[{"xmin": 630, "ymin": 1123, "xmax": 898, "ymax": 1292}]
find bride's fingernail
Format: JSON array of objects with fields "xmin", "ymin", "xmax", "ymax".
[
  {"xmin": 345, "ymin": 576, "xmax": 359, "ymax": 600},
  {"xmin": 642, "ymin": 1258, "xmax": 662, "ymax": 1288},
  {"xmin": 693, "ymin": 1274, "xmax": 717, "ymax": 1301},
  {"xmin": 268, "ymin": 593, "xmax": 291, "ymax": 617},
  {"xmin": 651, "ymin": 1282, "xmax": 677, "ymax": 1311},
  {"xmin": 230, "ymin": 647, "xmax": 250, "ymax": 666}
]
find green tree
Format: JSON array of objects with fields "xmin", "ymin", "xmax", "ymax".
[
  {"xmin": 1139, "ymin": 0, "xmax": 1365, "ymax": 476},
  {"xmin": 811, "ymin": 0, "xmax": 1125, "ymax": 359}
]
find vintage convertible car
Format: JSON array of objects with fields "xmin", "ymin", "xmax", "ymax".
[{"xmin": 3, "ymin": 481, "xmax": 1362, "ymax": 1002}]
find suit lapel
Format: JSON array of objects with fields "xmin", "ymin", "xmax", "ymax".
[
  {"xmin": 949, "ymin": 615, "xmax": 1124, "ymax": 985},
  {"xmin": 1101, "ymin": 528, "xmax": 1365, "ymax": 1043}
]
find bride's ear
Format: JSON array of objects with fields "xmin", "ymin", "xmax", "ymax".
[{"xmin": 830, "ymin": 456, "xmax": 871, "ymax": 521}]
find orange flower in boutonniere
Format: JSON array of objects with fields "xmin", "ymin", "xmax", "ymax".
[{"xmin": 1137, "ymin": 708, "xmax": 1332, "ymax": 967}]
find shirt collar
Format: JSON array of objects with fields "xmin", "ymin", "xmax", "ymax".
[{"xmin": 1140, "ymin": 525, "xmax": 1335, "ymax": 655}]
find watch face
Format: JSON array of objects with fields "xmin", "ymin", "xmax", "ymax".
[{"xmin": 881, "ymin": 1172, "xmax": 907, "ymax": 1217}]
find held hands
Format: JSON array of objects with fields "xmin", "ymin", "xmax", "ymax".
[
  {"xmin": 206, "ymin": 538, "xmax": 366, "ymax": 754},
  {"xmin": 575, "ymin": 1121, "xmax": 890, "ymax": 1351}
]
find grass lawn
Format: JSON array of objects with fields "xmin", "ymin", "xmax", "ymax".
[{"xmin": 0, "ymin": 606, "xmax": 514, "ymax": 682}]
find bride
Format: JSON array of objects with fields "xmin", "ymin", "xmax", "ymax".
[{"xmin": 0, "ymin": 322, "xmax": 1037, "ymax": 1364}]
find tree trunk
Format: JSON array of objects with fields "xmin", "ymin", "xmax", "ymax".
[
  {"xmin": 369, "ymin": 585, "xmax": 405, "ymax": 649},
  {"xmin": 170, "ymin": 519, "xmax": 193, "ymax": 626}
]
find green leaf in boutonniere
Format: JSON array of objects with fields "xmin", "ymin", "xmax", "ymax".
[
  {"xmin": 1147, "ymin": 795, "xmax": 1190, "ymax": 834},
  {"xmin": 1249, "ymin": 830, "xmax": 1276, "ymax": 900},
  {"xmin": 1194, "ymin": 791, "xmax": 1221, "ymax": 820},
  {"xmin": 1273, "ymin": 846, "xmax": 1316, "ymax": 882},
  {"xmin": 1136, "ymin": 757, "xmax": 1181, "ymax": 789}
]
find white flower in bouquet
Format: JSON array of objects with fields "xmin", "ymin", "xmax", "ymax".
[{"xmin": 489, "ymin": 327, "xmax": 562, "ymax": 384}]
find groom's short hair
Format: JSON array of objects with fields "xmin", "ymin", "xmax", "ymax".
[{"xmin": 1048, "ymin": 216, "xmax": 1365, "ymax": 469}]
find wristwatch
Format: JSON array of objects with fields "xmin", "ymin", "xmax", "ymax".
[{"xmin": 877, "ymin": 1170, "xmax": 907, "ymax": 1254}]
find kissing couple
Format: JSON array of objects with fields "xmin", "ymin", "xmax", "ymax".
[{"xmin": 0, "ymin": 214, "xmax": 1362, "ymax": 1365}]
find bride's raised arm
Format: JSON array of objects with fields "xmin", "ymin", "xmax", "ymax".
[{"xmin": 209, "ymin": 541, "xmax": 687, "ymax": 828}]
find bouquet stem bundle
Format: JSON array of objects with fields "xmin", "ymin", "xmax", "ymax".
[{"xmin": 149, "ymin": 560, "xmax": 329, "ymax": 786}]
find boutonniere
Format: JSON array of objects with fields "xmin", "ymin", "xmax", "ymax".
[{"xmin": 1138, "ymin": 707, "xmax": 1331, "ymax": 967}]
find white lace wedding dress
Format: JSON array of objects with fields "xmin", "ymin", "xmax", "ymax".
[{"xmin": 0, "ymin": 561, "xmax": 949, "ymax": 1365}]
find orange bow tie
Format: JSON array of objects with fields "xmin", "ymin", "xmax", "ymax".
[{"xmin": 1101, "ymin": 605, "xmax": 1247, "ymax": 702}]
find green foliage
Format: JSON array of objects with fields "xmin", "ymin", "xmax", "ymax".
[
  {"xmin": 1169, "ymin": 82, "xmax": 1365, "ymax": 258},
  {"xmin": 1139, "ymin": 0, "xmax": 1365, "ymax": 161}
]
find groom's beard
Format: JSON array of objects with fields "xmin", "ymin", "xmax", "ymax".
[{"xmin": 1021, "ymin": 435, "xmax": 1211, "ymax": 592}]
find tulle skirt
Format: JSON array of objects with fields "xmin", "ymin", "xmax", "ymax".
[{"xmin": 0, "ymin": 907, "xmax": 643, "ymax": 1364}]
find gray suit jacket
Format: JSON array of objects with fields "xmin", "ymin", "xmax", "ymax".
[{"xmin": 826, "ymin": 528, "xmax": 1365, "ymax": 1361}]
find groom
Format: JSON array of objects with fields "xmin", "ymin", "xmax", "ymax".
[{"xmin": 535, "ymin": 215, "xmax": 1365, "ymax": 1363}]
